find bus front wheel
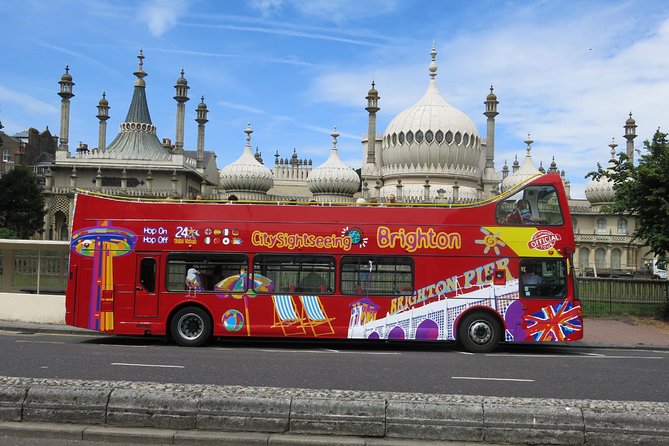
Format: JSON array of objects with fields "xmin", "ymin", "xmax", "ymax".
[
  {"xmin": 458, "ymin": 312, "xmax": 501, "ymax": 353},
  {"xmin": 170, "ymin": 306, "xmax": 212, "ymax": 347}
]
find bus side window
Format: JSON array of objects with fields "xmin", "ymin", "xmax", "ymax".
[{"xmin": 520, "ymin": 259, "xmax": 567, "ymax": 298}]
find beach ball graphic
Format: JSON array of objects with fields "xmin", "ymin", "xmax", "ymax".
[{"xmin": 222, "ymin": 309, "xmax": 244, "ymax": 332}]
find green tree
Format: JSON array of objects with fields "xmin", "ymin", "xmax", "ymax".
[
  {"xmin": 0, "ymin": 165, "xmax": 46, "ymax": 239},
  {"xmin": 588, "ymin": 128, "xmax": 669, "ymax": 266}
]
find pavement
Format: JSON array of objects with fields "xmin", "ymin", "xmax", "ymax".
[{"xmin": 1, "ymin": 316, "xmax": 669, "ymax": 350}]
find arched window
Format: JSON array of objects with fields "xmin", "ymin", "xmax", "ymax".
[
  {"xmin": 617, "ymin": 218, "xmax": 628, "ymax": 235},
  {"xmin": 579, "ymin": 247, "xmax": 590, "ymax": 273},
  {"xmin": 611, "ymin": 248, "xmax": 621, "ymax": 270},
  {"xmin": 595, "ymin": 248, "xmax": 606, "ymax": 270},
  {"xmin": 596, "ymin": 218, "xmax": 607, "ymax": 235}
]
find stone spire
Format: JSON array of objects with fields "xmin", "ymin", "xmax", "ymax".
[
  {"xmin": 623, "ymin": 112, "xmax": 637, "ymax": 163},
  {"xmin": 174, "ymin": 68, "xmax": 189, "ymax": 155},
  {"xmin": 57, "ymin": 65, "xmax": 75, "ymax": 156},
  {"xmin": 96, "ymin": 92, "xmax": 110, "ymax": 152},
  {"xmin": 483, "ymin": 84, "xmax": 499, "ymax": 195},
  {"xmin": 195, "ymin": 96, "xmax": 208, "ymax": 169},
  {"xmin": 365, "ymin": 80, "xmax": 380, "ymax": 165},
  {"xmin": 104, "ymin": 50, "xmax": 170, "ymax": 160}
]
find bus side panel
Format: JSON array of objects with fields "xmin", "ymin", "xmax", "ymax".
[{"xmin": 66, "ymin": 259, "xmax": 95, "ymax": 330}]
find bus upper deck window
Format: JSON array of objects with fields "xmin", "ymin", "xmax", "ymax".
[{"xmin": 497, "ymin": 185, "xmax": 564, "ymax": 226}]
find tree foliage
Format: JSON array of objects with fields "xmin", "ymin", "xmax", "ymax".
[
  {"xmin": 587, "ymin": 128, "xmax": 669, "ymax": 265},
  {"xmin": 0, "ymin": 166, "xmax": 46, "ymax": 239}
]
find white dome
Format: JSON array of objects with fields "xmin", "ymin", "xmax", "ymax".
[
  {"xmin": 502, "ymin": 141, "xmax": 541, "ymax": 191},
  {"xmin": 584, "ymin": 142, "xmax": 617, "ymax": 204},
  {"xmin": 219, "ymin": 125, "xmax": 273, "ymax": 194},
  {"xmin": 308, "ymin": 129, "xmax": 359, "ymax": 198},
  {"xmin": 584, "ymin": 177, "xmax": 615, "ymax": 204},
  {"xmin": 381, "ymin": 46, "xmax": 481, "ymax": 173}
]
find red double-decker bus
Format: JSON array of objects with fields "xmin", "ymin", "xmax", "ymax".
[{"xmin": 65, "ymin": 174, "xmax": 582, "ymax": 352}]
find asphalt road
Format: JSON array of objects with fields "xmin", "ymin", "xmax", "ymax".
[{"xmin": 1, "ymin": 329, "xmax": 667, "ymax": 402}]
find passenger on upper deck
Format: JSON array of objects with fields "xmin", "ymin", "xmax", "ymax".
[{"xmin": 505, "ymin": 199, "xmax": 546, "ymax": 225}]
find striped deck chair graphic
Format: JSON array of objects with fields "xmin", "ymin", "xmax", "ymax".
[
  {"xmin": 271, "ymin": 295, "xmax": 306, "ymax": 336},
  {"xmin": 299, "ymin": 295, "xmax": 335, "ymax": 337}
]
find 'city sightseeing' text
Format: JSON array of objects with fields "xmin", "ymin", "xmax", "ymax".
[{"xmin": 251, "ymin": 230, "xmax": 352, "ymax": 251}]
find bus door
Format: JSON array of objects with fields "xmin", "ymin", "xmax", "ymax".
[
  {"xmin": 135, "ymin": 253, "xmax": 162, "ymax": 318},
  {"xmin": 68, "ymin": 263, "xmax": 87, "ymax": 328}
]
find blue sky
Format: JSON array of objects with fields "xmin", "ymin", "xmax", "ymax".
[{"xmin": 1, "ymin": 0, "xmax": 668, "ymax": 198}]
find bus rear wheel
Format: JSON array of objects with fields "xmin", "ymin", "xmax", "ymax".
[
  {"xmin": 458, "ymin": 312, "xmax": 501, "ymax": 353},
  {"xmin": 171, "ymin": 306, "xmax": 212, "ymax": 347}
]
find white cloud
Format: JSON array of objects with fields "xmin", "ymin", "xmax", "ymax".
[
  {"xmin": 138, "ymin": 0, "xmax": 189, "ymax": 37},
  {"xmin": 0, "ymin": 85, "xmax": 59, "ymax": 116},
  {"xmin": 249, "ymin": 0, "xmax": 400, "ymax": 25},
  {"xmin": 218, "ymin": 101, "xmax": 265, "ymax": 114},
  {"xmin": 307, "ymin": 9, "xmax": 669, "ymax": 197}
]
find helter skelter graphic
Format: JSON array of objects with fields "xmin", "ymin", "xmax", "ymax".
[{"xmin": 70, "ymin": 223, "xmax": 137, "ymax": 331}]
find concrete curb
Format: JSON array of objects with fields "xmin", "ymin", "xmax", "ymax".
[{"xmin": 1, "ymin": 376, "xmax": 668, "ymax": 445}]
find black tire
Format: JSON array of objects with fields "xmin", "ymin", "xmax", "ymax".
[
  {"xmin": 170, "ymin": 306, "xmax": 212, "ymax": 347},
  {"xmin": 457, "ymin": 312, "xmax": 502, "ymax": 353}
]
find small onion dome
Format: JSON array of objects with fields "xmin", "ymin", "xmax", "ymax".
[
  {"xmin": 176, "ymin": 69, "xmax": 188, "ymax": 85},
  {"xmin": 367, "ymin": 81, "xmax": 379, "ymax": 97},
  {"xmin": 502, "ymin": 135, "xmax": 542, "ymax": 191},
  {"xmin": 219, "ymin": 124, "xmax": 273, "ymax": 193},
  {"xmin": 626, "ymin": 113, "xmax": 636, "ymax": 125},
  {"xmin": 308, "ymin": 127, "xmax": 360, "ymax": 198},
  {"xmin": 585, "ymin": 139, "xmax": 617, "ymax": 204},
  {"xmin": 584, "ymin": 176, "xmax": 615, "ymax": 204},
  {"xmin": 486, "ymin": 85, "xmax": 497, "ymax": 101},
  {"xmin": 197, "ymin": 97, "xmax": 207, "ymax": 110},
  {"xmin": 98, "ymin": 92, "xmax": 109, "ymax": 106},
  {"xmin": 60, "ymin": 66, "xmax": 73, "ymax": 82}
]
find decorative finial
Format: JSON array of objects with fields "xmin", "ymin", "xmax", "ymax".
[
  {"xmin": 244, "ymin": 123, "xmax": 253, "ymax": 147},
  {"xmin": 331, "ymin": 126, "xmax": 339, "ymax": 149},
  {"xmin": 609, "ymin": 137, "xmax": 618, "ymax": 158},
  {"xmin": 65, "ymin": 65, "xmax": 70, "ymax": 74},
  {"xmin": 134, "ymin": 49, "xmax": 147, "ymax": 82},
  {"xmin": 429, "ymin": 41, "xmax": 438, "ymax": 80},
  {"xmin": 180, "ymin": 68, "xmax": 185, "ymax": 77},
  {"xmin": 490, "ymin": 85, "xmax": 494, "ymax": 94}
]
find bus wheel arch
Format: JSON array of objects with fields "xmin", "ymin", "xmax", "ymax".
[
  {"xmin": 169, "ymin": 304, "xmax": 213, "ymax": 347},
  {"xmin": 456, "ymin": 309, "xmax": 504, "ymax": 353}
]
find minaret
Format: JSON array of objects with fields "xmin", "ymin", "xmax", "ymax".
[
  {"xmin": 57, "ymin": 65, "xmax": 75, "ymax": 157},
  {"xmin": 174, "ymin": 69, "xmax": 189, "ymax": 155},
  {"xmin": 365, "ymin": 81, "xmax": 380, "ymax": 164},
  {"xmin": 96, "ymin": 92, "xmax": 110, "ymax": 152},
  {"xmin": 623, "ymin": 112, "xmax": 637, "ymax": 163},
  {"xmin": 483, "ymin": 85, "xmax": 499, "ymax": 195},
  {"xmin": 195, "ymin": 96, "xmax": 208, "ymax": 169}
]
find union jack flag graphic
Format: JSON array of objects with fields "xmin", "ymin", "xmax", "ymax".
[{"xmin": 524, "ymin": 300, "xmax": 582, "ymax": 341}]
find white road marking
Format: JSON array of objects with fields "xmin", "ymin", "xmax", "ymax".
[
  {"xmin": 212, "ymin": 347, "xmax": 400, "ymax": 355},
  {"xmin": 452, "ymin": 376, "xmax": 535, "ymax": 382},
  {"xmin": 485, "ymin": 352, "xmax": 663, "ymax": 359},
  {"xmin": 111, "ymin": 362, "xmax": 184, "ymax": 369},
  {"xmin": 16, "ymin": 340, "xmax": 65, "ymax": 345}
]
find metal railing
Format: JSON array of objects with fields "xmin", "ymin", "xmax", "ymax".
[
  {"xmin": 576, "ymin": 277, "xmax": 669, "ymax": 317},
  {"xmin": 0, "ymin": 240, "xmax": 69, "ymax": 294}
]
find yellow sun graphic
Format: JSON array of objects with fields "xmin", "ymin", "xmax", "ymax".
[{"xmin": 474, "ymin": 227, "xmax": 506, "ymax": 255}]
